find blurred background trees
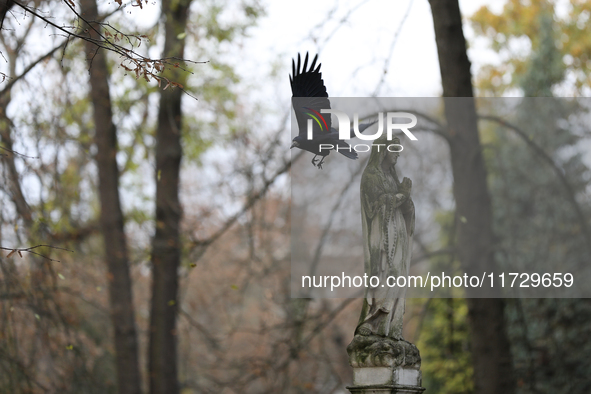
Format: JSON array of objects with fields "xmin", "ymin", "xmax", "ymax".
[
  {"xmin": 1, "ymin": 0, "xmax": 591, "ymax": 393},
  {"xmin": 419, "ymin": 1, "xmax": 591, "ymax": 393},
  {"xmin": 472, "ymin": 2, "xmax": 591, "ymax": 392}
]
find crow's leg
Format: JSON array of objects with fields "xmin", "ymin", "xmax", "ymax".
[
  {"xmin": 311, "ymin": 155, "xmax": 319, "ymax": 167},
  {"xmin": 316, "ymin": 156, "xmax": 326, "ymax": 169}
]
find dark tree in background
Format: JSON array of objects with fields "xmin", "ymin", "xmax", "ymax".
[
  {"xmin": 428, "ymin": 0, "xmax": 515, "ymax": 392},
  {"xmin": 81, "ymin": 0, "xmax": 142, "ymax": 392},
  {"xmin": 5, "ymin": 0, "xmax": 591, "ymax": 392},
  {"xmin": 149, "ymin": 0, "xmax": 192, "ymax": 393}
]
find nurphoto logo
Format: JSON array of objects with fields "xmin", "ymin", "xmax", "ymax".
[{"xmin": 306, "ymin": 111, "xmax": 418, "ymax": 154}]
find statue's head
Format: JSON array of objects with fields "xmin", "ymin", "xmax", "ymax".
[{"xmin": 368, "ymin": 135, "xmax": 401, "ymax": 169}]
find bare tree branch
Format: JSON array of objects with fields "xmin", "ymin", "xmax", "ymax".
[
  {"xmin": 307, "ymin": 156, "xmax": 367, "ymax": 281},
  {"xmin": 2, "ymin": 0, "xmax": 207, "ymax": 96},
  {"xmin": 372, "ymin": 0, "xmax": 414, "ymax": 96},
  {"xmin": 189, "ymin": 156, "xmax": 294, "ymax": 254},
  {"xmin": 366, "ymin": 107, "xmax": 449, "ymax": 140},
  {"xmin": 179, "ymin": 307, "xmax": 221, "ymax": 351},
  {"xmin": 0, "ymin": 244, "xmax": 73, "ymax": 262},
  {"xmin": 480, "ymin": 114, "xmax": 591, "ymax": 254}
]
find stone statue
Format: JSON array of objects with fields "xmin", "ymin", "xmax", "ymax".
[
  {"xmin": 347, "ymin": 136, "xmax": 424, "ymax": 393},
  {"xmin": 355, "ymin": 135, "xmax": 414, "ymax": 339}
]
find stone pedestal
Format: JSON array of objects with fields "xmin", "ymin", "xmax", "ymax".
[
  {"xmin": 347, "ymin": 383, "xmax": 424, "ymax": 394},
  {"xmin": 347, "ymin": 335, "xmax": 425, "ymax": 394}
]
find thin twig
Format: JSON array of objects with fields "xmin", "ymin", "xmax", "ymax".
[
  {"xmin": 190, "ymin": 158, "xmax": 293, "ymax": 251},
  {"xmin": 6, "ymin": 0, "xmax": 206, "ymax": 98},
  {"xmin": 0, "ymin": 245, "xmax": 74, "ymax": 262},
  {"xmin": 372, "ymin": 0, "xmax": 414, "ymax": 97}
]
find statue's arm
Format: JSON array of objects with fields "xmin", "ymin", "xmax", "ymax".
[
  {"xmin": 361, "ymin": 171, "xmax": 388, "ymax": 221},
  {"xmin": 398, "ymin": 177, "xmax": 415, "ymax": 236},
  {"xmin": 391, "ymin": 176, "xmax": 412, "ymax": 209},
  {"xmin": 363, "ymin": 171, "xmax": 411, "ymax": 217},
  {"xmin": 401, "ymin": 198, "xmax": 415, "ymax": 236}
]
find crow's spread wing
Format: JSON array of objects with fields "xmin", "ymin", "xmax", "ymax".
[
  {"xmin": 290, "ymin": 53, "xmax": 327, "ymax": 97},
  {"xmin": 290, "ymin": 53, "xmax": 332, "ymax": 137}
]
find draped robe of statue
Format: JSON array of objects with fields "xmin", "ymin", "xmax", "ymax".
[{"xmin": 355, "ymin": 138, "xmax": 415, "ymax": 340}]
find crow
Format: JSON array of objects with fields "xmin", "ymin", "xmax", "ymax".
[
  {"xmin": 0, "ymin": 0, "xmax": 15, "ymax": 30},
  {"xmin": 290, "ymin": 53, "xmax": 373, "ymax": 169}
]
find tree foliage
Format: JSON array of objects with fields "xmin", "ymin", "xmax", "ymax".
[
  {"xmin": 0, "ymin": 0, "xmax": 366, "ymax": 392},
  {"xmin": 470, "ymin": 0, "xmax": 591, "ymax": 95},
  {"xmin": 468, "ymin": 4, "xmax": 591, "ymax": 392}
]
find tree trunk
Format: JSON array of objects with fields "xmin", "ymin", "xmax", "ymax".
[
  {"xmin": 428, "ymin": 1, "xmax": 515, "ymax": 392},
  {"xmin": 81, "ymin": 0, "xmax": 142, "ymax": 393},
  {"xmin": 149, "ymin": 1, "xmax": 191, "ymax": 393}
]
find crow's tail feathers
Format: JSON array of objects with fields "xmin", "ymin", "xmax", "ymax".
[{"xmin": 335, "ymin": 140, "xmax": 358, "ymax": 160}]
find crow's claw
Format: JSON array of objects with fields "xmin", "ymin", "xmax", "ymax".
[
  {"xmin": 310, "ymin": 155, "xmax": 325, "ymax": 169},
  {"xmin": 317, "ymin": 156, "xmax": 325, "ymax": 169}
]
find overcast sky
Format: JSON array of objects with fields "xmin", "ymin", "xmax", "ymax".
[{"xmin": 244, "ymin": 0, "xmax": 507, "ymax": 97}]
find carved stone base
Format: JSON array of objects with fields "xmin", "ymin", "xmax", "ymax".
[
  {"xmin": 347, "ymin": 335, "xmax": 424, "ymax": 393},
  {"xmin": 347, "ymin": 335, "xmax": 421, "ymax": 369},
  {"xmin": 347, "ymin": 366, "xmax": 425, "ymax": 394},
  {"xmin": 346, "ymin": 383, "xmax": 425, "ymax": 394}
]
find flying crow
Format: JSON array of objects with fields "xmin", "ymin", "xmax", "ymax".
[
  {"xmin": 0, "ymin": 0, "xmax": 15, "ymax": 30},
  {"xmin": 290, "ymin": 53, "xmax": 372, "ymax": 169}
]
